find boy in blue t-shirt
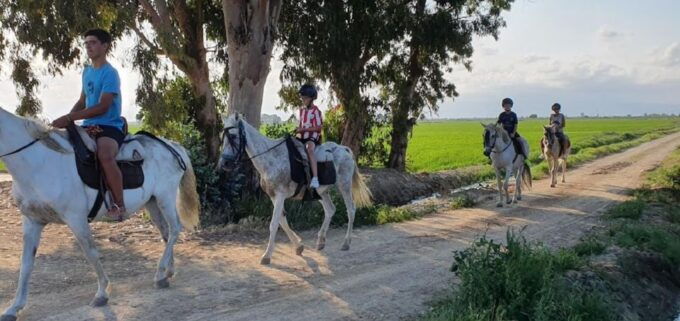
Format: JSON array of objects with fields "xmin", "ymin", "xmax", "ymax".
[{"xmin": 52, "ymin": 29, "xmax": 126, "ymax": 221}]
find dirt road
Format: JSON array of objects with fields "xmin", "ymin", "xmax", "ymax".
[{"xmin": 1, "ymin": 132, "xmax": 679, "ymax": 321}]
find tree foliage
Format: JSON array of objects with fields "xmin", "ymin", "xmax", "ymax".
[
  {"xmin": 383, "ymin": 0, "xmax": 513, "ymax": 170},
  {"xmin": 278, "ymin": 0, "xmax": 405, "ymax": 155}
]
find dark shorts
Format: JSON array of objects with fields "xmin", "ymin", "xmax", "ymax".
[
  {"xmin": 297, "ymin": 137, "xmax": 320, "ymax": 146},
  {"xmin": 83, "ymin": 125, "xmax": 125, "ymax": 148}
]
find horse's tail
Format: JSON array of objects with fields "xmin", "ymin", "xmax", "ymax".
[
  {"xmin": 177, "ymin": 148, "xmax": 200, "ymax": 232},
  {"xmin": 522, "ymin": 162, "xmax": 533, "ymax": 191},
  {"xmin": 352, "ymin": 166, "xmax": 373, "ymax": 208}
]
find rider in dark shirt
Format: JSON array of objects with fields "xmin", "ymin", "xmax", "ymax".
[{"xmin": 496, "ymin": 97, "xmax": 526, "ymax": 159}]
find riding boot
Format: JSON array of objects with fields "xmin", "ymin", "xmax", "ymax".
[
  {"xmin": 556, "ymin": 132, "xmax": 565, "ymax": 157},
  {"xmin": 512, "ymin": 137, "xmax": 526, "ymax": 159}
]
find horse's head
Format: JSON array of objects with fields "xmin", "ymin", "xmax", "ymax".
[
  {"xmin": 481, "ymin": 123, "xmax": 505, "ymax": 157},
  {"xmin": 542, "ymin": 125, "xmax": 555, "ymax": 147},
  {"xmin": 218, "ymin": 113, "xmax": 246, "ymax": 171}
]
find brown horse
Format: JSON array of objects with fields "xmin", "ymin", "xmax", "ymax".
[{"xmin": 541, "ymin": 125, "xmax": 571, "ymax": 187}]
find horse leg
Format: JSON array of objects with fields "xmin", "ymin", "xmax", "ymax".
[
  {"xmin": 495, "ymin": 167, "xmax": 504, "ymax": 207},
  {"xmin": 279, "ymin": 214, "xmax": 304, "ymax": 256},
  {"xmin": 146, "ymin": 193, "xmax": 182, "ymax": 289},
  {"xmin": 504, "ymin": 166, "xmax": 512, "ymax": 204},
  {"xmin": 64, "ymin": 216, "xmax": 110, "ymax": 307},
  {"xmin": 1, "ymin": 217, "xmax": 44, "ymax": 321},
  {"xmin": 316, "ymin": 192, "xmax": 336, "ymax": 250},
  {"xmin": 561, "ymin": 158, "xmax": 567, "ymax": 183},
  {"xmin": 550, "ymin": 158, "xmax": 557, "ymax": 187},
  {"xmin": 261, "ymin": 194, "xmax": 285, "ymax": 265},
  {"xmin": 145, "ymin": 197, "xmax": 169, "ymax": 243},
  {"xmin": 339, "ymin": 180, "xmax": 356, "ymax": 251},
  {"xmin": 513, "ymin": 164, "xmax": 522, "ymax": 203}
]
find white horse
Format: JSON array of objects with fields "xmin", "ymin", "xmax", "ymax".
[
  {"xmin": 482, "ymin": 123, "xmax": 532, "ymax": 207},
  {"xmin": 0, "ymin": 106, "xmax": 199, "ymax": 321},
  {"xmin": 541, "ymin": 125, "xmax": 571, "ymax": 187},
  {"xmin": 218, "ymin": 114, "xmax": 372, "ymax": 265}
]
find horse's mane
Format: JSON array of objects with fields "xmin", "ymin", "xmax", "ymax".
[
  {"xmin": 22, "ymin": 118, "xmax": 70, "ymax": 154},
  {"xmin": 495, "ymin": 125, "xmax": 510, "ymax": 144}
]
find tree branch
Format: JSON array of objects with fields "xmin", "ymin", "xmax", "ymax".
[
  {"xmin": 174, "ymin": 0, "xmax": 194, "ymax": 40},
  {"xmin": 131, "ymin": 23, "xmax": 164, "ymax": 55},
  {"xmin": 139, "ymin": 0, "xmax": 163, "ymax": 28},
  {"xmin": 154, "ymin": 0, "xmax": 173, "ymax": 27}
]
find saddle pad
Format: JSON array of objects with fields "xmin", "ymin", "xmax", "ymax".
[
  {"xmin": 67, "ymin": 123, "xmax": 144, "ymax": 190},
  {"xmin": 75, "ymin": 159, "xmax": 144, "ymax": 190},
  {"xmin": 285, "ymin": 136, "xmax": 336, "ymax": 185}
]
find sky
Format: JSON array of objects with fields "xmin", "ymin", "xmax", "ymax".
[{"xmin": 1, "ymin": 0, "xmax": 679, "ymax": 121}]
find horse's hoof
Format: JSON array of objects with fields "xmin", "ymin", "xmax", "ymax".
[
  {"xmin": 155, "ymin": 278, "xmax": 170, "ymax": 289},
  {"xmin": 517, "ymin": 196, "xmax": 522, "ymax": 201},
  {"xmin": 506, "ymin": 200, "xmax": 512, "ymax": 204},
  {"xmin": 91, "ymin": 296, "xmax": 109, "ymax": 307},
  {"xmin": 550, "ymin": 184, "xmax": 556, "ymax": 188},
  {"xmin": 0, "ymin": 314, "xmax": 17, "ymax": 321},
  {"xmin": 316, "ymin": 242, "xmax": 325, "ymax": 251},
  {"xmin": 260, "ymin": 257, "xmax": 271, "ymax": 265},
  {"xmin": 295, "ymin": 245, "xmax": 305, "ymax": 256},
  {"xmin": 341, "ymin": 243, "xmax": 350, "ymax": 251},
  {"xmin": 496, "ymin": 203, "xmax": 503, "ymax": 208}
]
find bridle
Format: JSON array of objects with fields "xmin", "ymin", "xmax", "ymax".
[
  {"xmin": 220, "ymin": 118, "xmax": 287, "ymax": 166},
  {"xmin": 484, "ymin": 128, "xmax": 512, "ymax": 154}
]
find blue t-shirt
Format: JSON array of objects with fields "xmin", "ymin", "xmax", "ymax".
[{"xmin": 81, "ymin": 63, "xmax": 123, "ymax": 130}]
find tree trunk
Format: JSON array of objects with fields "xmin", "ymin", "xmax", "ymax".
[
  {"xmin": 386, "ymin": 0, "xmax": 425, "ymax": 170},
  {"xmin": 341, "ymin": 110, "xmax": 368, "ymax": 158},
  {"xmin": 188, "ymin": 66, "xmax": 221, "ymax": 162},
  {"xmin": 223, "ymin": 0, "xmax": 281, "ymax": 128},
  {"xmin": 387, "ymin": 105, "xmax": 416, "ymax": 171},
  {"xmin": 335, "ymin": 82, "xmax": 368, "ymax": 157}
]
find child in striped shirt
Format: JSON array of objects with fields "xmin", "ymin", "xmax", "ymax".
[{"xmin": 296, "ymin": 84, "xmax": 323, "ymax": 189}]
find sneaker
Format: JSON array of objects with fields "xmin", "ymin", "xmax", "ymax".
[
  {"xmin": 104, "ymin": 204, "xmax": 126, "ymax": 222},
  {"xmin": 310, "ymin": 177, "xmax": 320, "ymax": 189}
]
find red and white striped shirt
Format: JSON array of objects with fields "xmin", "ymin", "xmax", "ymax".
[{"xmin": 298, "ymin": 105, "xmax": 323, "ymax": 140}]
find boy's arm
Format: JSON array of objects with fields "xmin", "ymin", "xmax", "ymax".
[{"xmin": 68, "ymin": 93, "xmax": 115, "ymax": 121}]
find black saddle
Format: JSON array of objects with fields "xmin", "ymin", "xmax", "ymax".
[
  {"xmin": 66, "ymin": 123, "xmax": 144, "ymax": 222},
  {"xmin": 285, "ymin": 136, "xmax": 336, "ymax": 201}
]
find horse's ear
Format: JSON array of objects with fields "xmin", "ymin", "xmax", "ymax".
[{"xmin": 480, "ymin": 122, "xmax": 486, "ymax": 128}]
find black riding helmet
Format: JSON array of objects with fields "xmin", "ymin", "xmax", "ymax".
[
  {"xmin": 502, "ymin": 97, "xmax": 514, "ymax": 107},
  {"xmin": 552, "ymin": 103, "xmax": 561, "ymax": 111},
  {"xmin": 298, "ymin": 84, "xmax": 318, "ymax": 99}
]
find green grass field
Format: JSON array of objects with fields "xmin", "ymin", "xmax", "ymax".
[
  {"xmin": 2, "ymin": 118, "xmax": 678, "ymax": 174},
  {"xmin": 406, "ymin": 117, "xmax": 680, "ymax": 172}
]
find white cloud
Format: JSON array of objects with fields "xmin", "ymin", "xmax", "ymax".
[
  {"xmin": 652, "ymin": 42, "xmax": 680, "ymax": 67},
  {"xmin": 597, "ymin": 26, "xmax": 624, "ymax": 42}
]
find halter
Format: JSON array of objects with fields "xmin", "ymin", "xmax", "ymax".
[
  {"xmin": 0, "ymin": 138, "xmax": 40, "ymax": 158},
  {"xmin": 221, "ymin": 118, "xmax": 287, "ymax": 166},
  {"xmin": 484, "ymin": 128, "xmax": 512, "ymax": 154}
]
